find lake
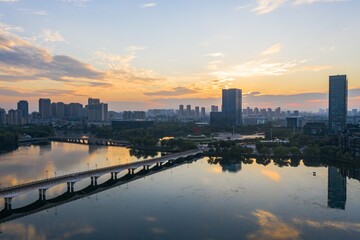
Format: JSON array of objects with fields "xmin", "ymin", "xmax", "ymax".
[{"xmin": 0, "ymin": 142, "xmax": 359, "ymax": 240}]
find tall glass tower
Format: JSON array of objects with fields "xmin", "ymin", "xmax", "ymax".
[
  {"xmin": 329, "ymin": 75, "xmax": 348, "ymax": 133},
  {"xmin": 222, "ymin": 88, "xmax": 242, "ymax": 126}
]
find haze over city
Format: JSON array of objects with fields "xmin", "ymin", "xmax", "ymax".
[{"xmin": 0, "ymin": 0, "xmax": 359, "ymax": 111}]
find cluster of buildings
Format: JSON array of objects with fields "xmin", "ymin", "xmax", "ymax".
[{"xmin": 0, "ymin": 98, "xmax": 108, "ymax": 125}]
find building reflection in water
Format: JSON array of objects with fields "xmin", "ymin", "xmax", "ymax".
[
  {"xmin": 328, "ymin": 166, "xmax": 347, "ymax": 210},
  {"xmin": 221, "ymin": 161, "xmax": 242, "ymax": 173}
]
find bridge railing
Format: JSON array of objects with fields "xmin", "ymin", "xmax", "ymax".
[{"xmin": 0, "ymin": 149, "xmax": 202, "ymax": 193}]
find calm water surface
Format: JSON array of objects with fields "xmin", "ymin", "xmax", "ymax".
[{"xmin": 0, "ymin": 142, "xmax": 360, "ymax": 239}]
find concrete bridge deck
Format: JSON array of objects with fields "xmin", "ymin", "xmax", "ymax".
[
  {"xmin": 0, "ymin": 149, "xmax": 203, "ymax": 210},
  {"xmin": 0, "ymin": 157, "xmax": 199, "ymax": 224}
]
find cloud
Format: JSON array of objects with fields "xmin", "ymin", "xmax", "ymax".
[
  {"xmin": 0, "ymin": 0, "xmax": 18, "ymax": 2},
  {"xmin": 262, "ymin": 44, "xmax": 282, "ymax": 55},
  {"xmin": 39, "ymin": 29, "xmax": 65, "ymax": 42},
  {"xmin": 210, "ymin": 59, "xmax": 300, "ymax": 79},
  {"xmin": 142, "ymin": 2, "xmax": 157, "ymax": 8},
  {"xmin": 248, "ymin": 209, "xmax": 300, "ymax": 240},
  {"xmin": 127, "ymin": 46, "xmax": 147, "ymax": 52},
  {"xmin": 0, "ymin": 22, "xmax": 23, "ymax": 32},
  {"xmin": 60, "ymin": 0, "xmax": 90, "ymax": 7},
  {"xmin": 204, "ymin": 52, "xmax": 225, "ymax": 57},
  {"xmin": 253, "ymin": 0, "xmax": 346, "ymax": 14},
  {"xmin": 144, "ymin": 87, "xmax": 197, "ymax": 97},
  {"xmin": 0, "ymin": 26, "xmax": 104, "ymax": 85},
  {"xmin": 236, "ymin": 4, "xmax": 252, "ymax": 11},
  {"xmin": 18, "ymin": 8, "xmax": 48, "ymax": 15},
  {"xmin": 294, "ymin": 0, "xmax": 347, "ymax": 5},
  {"xmin": 293, "ymin": 218, "xmax": 360, "ymax": 232},
  {"xmin": 252, "ymin": 0, "xmax": 286, "ymax": 14}
]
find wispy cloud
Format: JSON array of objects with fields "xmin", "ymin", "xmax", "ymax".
[
  {"xmin": 18, "ymin": 8, "xmax": 48, "ymax": 15},
  {"xmin": 253, "ymin": 0, "xmax": 346, "ymax": 14},
  {"xmin": 127, "ymin": 45, "xmax": 147, "ymax": 52},
  {"xmin": 294, "ymin": 0, "xmax": 347, "ymax": 5},
  {"xmin": 60, "ymin": 0, "xmax": 90, "ymax": 7},
  {"xmin": 262, "ymin": 44, "xmax": 282, "ymax": 55},
  {"xmin": 205, "ymin": 52, "xmax": 225, "ymax": 57},
  {"xmin": 252, "ymin": 0, "xmax": 286, "ymax": 14},
  {"xmin": 144, "ymin": 87, "xmax": 197, "ymax": 97},
  {"xmin": 0, "ymin": 22, "xmax": 23, "ymax": 32},
  {"xmin": 0, "ymin": 0, "xmax": 18, "ymax": 2},
  {"xmin": 141, "ymin": 2, "xmax": 157, "ymax": 8},
  {"xmin": 39, "ymin": 29, "xmax": 65, "ymax": 42}
]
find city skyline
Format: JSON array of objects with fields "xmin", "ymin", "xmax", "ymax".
[{"xmin": 0, "ymin": 1, "xmax": 359, "ymax": 111}]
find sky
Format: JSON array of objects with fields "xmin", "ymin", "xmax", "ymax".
[{"xmin": 0, "ymin": 0, "xmax": 359, "ymax": 112}]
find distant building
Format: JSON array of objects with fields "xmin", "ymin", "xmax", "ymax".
[
  {"xmin": 0, "ymin": 108, "xmax": 6, "ymax": 124},
  {"xmin": 303, "ymin": 122, "xmax": 327, "ymax": 136},
  {"xmin": 328, "ymin": 166, "xmax": 346, "ymax": 210},
  {"xmin": 56, "ymin": 102, "xmax": 65, "ymax": 119},
  {"xmin": 211, "ymin": 105, "xmax": 219, "ymax": 112},
  {"xmin": 123, "ymin": 111, "xmax": 146, "ymax": 120},
  {"xmin": 186, "ymin": 105, "xmax": 192, "ymax": 117},
  {"xmin": 329, "ymin": 75, "xmax": 348, "ymax": 133},
  {"xmin": 201, "ymin": 107, "xmax": 206, "ymax": 118},
  {"xmin": 88, "ymin": 98, "xmax": 100, "ymax": 105},
  {"xmin": 195, "ymin": 106, "xmax": 200, "ymax": 117},
  {"xmin": 7, "ymin": 109, "xmax": 21, "ymax": 125},
  {"xmin": 222, "ymin": 88, "xmax": 242, "ymax": 126},
  {"xmin": 179, "ymin": 105, "xmax": 184, "ymax": 116},
  {"xmin": 39, "ymin": 98, "xmax": 51, "ymax": 120},
  {"xmin": 17, "ymin": 100, "xmax": 28, "ymax": 118},
  {"xmin": 88, "ymin": 100, "xmax": 108, "ymax": 122},
  {"xmin": 286, "ymin": 117, "xmax": 302, "ymax": 128}
]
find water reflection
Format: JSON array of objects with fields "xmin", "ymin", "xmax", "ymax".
[
  {"xmin": 328, "ymin": 166, "xmax": 347, "ymax": 210},
  {"xmin": 1, "ymin": 144, "xmax": 360, "ymax": 239}
]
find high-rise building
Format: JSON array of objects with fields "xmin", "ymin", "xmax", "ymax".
[
  {"xmin": 201, "ymin": 107, "xmax": 206, "ymax": 118},
  {"xmin": 186, "ymin": 105, "xmax": 191, "ymax": 117},
  {"xmin": 17, "ymin": 100, "xmax": 29, "ymax": 118},
  {"xmin": 39, "ymin": 98, "xmax": 51, "ymax": 120},
  {"xmin": 222, "ymin": 88, "xmax": 242, "ymax": 126},
  {"xmin": 88, "ymin": 98, "xmax": 108, "ymax": 122},
  {"xmin": 195, "ymin": 106, "xmax": 200, "ymax": 117},
  {"xmin": 88, "ymin": 98, "xmax": 100, "ymax": 105},
  {"xmin": 56, "ymin": 102, "xmax": 65, "ymax": 119},
  {"xmin": 211, "ymin": 105, "xmax": 219, "ymax": 113},
  {"xmin": 329, "ymin": 75, "xmax": 348, "ymax": 133},
  {"xmin": 7, "ymin": 109, "xmax": 21, "ymax": 125},
  {"xmin": 179, "ymin": 105, "xmax": 184, "ymax": 116},
  {"xmin": 0, "ymin": 108, "xmax": 6, "ymax": 124}
]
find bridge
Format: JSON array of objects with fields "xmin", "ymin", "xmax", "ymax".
[
  {"xmin": 0, "ymin": 156, "xmax": 200, "ymax": 224},
  {"xmin": 51, "ymin": 137, "xmax": 131, "ymax": 147},
  {"xmin": 0, "ymin": 149, "xmax": 203, "ymax": 211}
]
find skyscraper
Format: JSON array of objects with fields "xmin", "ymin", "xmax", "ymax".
[
  {"xmin": 329, "ymin": 75, "xmax": 348, "ymax": 133},
  {"xmin": 88, "ymin": 98, "xmax": 108, "ymax": 122},
  {"xmin": 17, "ymin": 100, "xmax": 29, "ymax": 118},
  {"xmin": 39, "ymin": 98, "xmax": 51, "ymax": 120},
  {"xmin": 222, "ymin": 88, "xmax": 242, "ymax": 126}
]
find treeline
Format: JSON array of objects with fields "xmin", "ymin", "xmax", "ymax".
[{"xmin": 0, "ymin": 125, "xmax": 54, "ymax": 152}]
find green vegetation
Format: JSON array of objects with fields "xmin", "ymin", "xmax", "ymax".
[{"xmin": 0, "ymin": 125, "xmax": 54, "ymax": 152}]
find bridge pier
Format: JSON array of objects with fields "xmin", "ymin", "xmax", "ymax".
[
  {"xmin": 4, "ymin": 197, "xmax": 13, "ymax": 211},
  {"xmin": 111, "ymin": 172, "xmax": 118, "ymax": 180},
  {"xmin": 128, "ymin": 168, "xmax": 135, "ymax": 175},
  {"xmin": 143, "ymin": 165, "xmax": 150, "ymax": 170},
  {"xmin": 67, "ymin": 182, "xmax": 76, "ymax": 193},
  {"xmin": 39, "ymin": 189, "xmax": 47, "ymax": 201},
  {"xmin": 157, "ymin": 162, "xmax": 163, "ymax": 167},
  {"xmin": 91, "ymin": 176, "xmax": 99, "ymax": 186}
]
